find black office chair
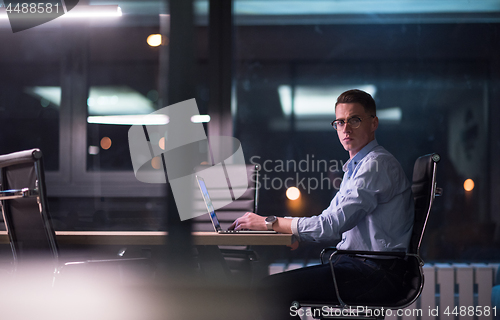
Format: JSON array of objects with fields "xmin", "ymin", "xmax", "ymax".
[
  {"xmin": 0, "ymin": 149, "xmax": 152, "ymax": 280},
  {"xmin": 192, "ymin": 164, "xmax": 261, "ymax": 280},
  {"xmin": 192, "ymin": 164, "xmax": 261, "ymax": 231},
  {"xmin": 292, "ymin": 153, "xmax": 442, "ymax": 319},
  {"xmin": 216, "ymin": 164, "xmax": 261, "ymax": 277},
  {"xmin": 0, "ymin": 149, "xmax": 58, "ymax": 265}
]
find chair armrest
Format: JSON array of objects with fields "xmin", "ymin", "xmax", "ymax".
[
  {"xmin": 62, "ymin": 257, "xmax": 152, "ymax": 270},
  {"xmin": 320, "ymin": 248, "xmax": 406, "ymax": 264},
  {"xmin": 64, "ymin": 257, "xmax": 149, "ymax": 266},
  {"xmin": 58, "ymin": 257, "xmax": 154, "ymax": 285},
  {"xmin": 0, "ymin": 188, "xmax": 39, "ymax": 200},
  {"xmin": 320, "ymin": 247, "xmax": 337, "ymax": 264},
  {"xmin": 331, "ymin": 250, "xmax": 424, "ymax": 266},
  {"xmin": 330, "ymin": 249, "xmax": 407, "ymax": 259}
]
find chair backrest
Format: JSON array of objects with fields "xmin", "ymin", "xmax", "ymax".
[
  {"xmin": 192, "ymin": 164, "xmax": 260, "ymax": 231},
  {"xmin": 0, "ymin": 149, "xmax": 58, "ymax": 263},
  {"xmin": 408, "ymin": 153, "xmax": 441, "ymax": 256}
]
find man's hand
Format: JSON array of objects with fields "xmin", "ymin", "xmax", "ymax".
[
  {"xmin": 287, "ymin": 241, "xmax": 299, "ymax": 250},
  {"xmin": 229, "ymin": 212, "xmax": 267, "ymax": 231},
  {"xmin": 230, "ymin": 213, "xmax": 294, "ymax": 235}
]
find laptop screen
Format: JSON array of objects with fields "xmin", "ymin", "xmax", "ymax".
[{"xmin": 196, "ymin": 175, "xmax": 222, "ymax": 232}]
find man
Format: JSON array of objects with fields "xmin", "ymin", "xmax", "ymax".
[{"xmin": 230, "ymin": 89, "xmax": 414, "ymax": 319}]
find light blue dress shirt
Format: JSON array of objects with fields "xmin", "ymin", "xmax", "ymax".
[{"xmin": 290, "ymin": 139, "xmax": 414, "ymax": 253}]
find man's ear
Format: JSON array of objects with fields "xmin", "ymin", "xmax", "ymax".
[{"xmin": 372, "ymin": 116, "xmax": 379, "ymax": 132}]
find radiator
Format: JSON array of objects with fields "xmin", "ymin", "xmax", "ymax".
[
  {"xmin": 395, "ymin": 263, "xmax": 496, "ymax": 320},
  {"xmin": 269, "ymin": 262, "xmax": 497, "ymax": 320}
]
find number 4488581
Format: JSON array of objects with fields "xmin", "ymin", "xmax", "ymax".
[
  {"xmin": 444, "ymin": 306, "xmax": 497, "ymax": 317},
  {"xmin": 6, "ymin": 3, "xmax": 60, "ymax": 14}
]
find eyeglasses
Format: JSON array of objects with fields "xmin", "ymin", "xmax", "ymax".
[{"xmin": 330, "ymin": 115, "xmax": 375, "ymax": 130}]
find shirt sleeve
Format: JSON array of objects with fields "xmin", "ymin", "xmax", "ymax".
[
  {"xmin": 290, "ymin": 217, "xmax": 300, "ymax": 237},
  {"xmin": 296, "ymin": 156, "xmax": 396, "ymax": 242}
]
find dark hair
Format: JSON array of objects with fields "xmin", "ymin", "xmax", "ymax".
[{"xmin": 335, "ymin": 89, "xmax": 376, "ymax": 116}]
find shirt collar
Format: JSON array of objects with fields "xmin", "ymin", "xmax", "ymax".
[{"xmin": 342, "ymin": 139, "xmax": 379, "ymax": 175}]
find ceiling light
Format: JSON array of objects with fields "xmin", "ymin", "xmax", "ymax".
[
  {"xmin": 377, "ymin": 107, "xmax": 402, "ymax": 122},
  {"xmin": 286, "ymin": 187, "xmax": 301, "ymax": 200},
  {"xmin": 87, "ymin": 115, "xmax": 169, "ymax": 126},
  {"xmin": 62, "ymin": 5, "xmax": 122, "ymax": 18},
  {"xmin": 464, "ymin": 179, "xmax": 475, "ymax": 192},
  {"xmin": 147, "ymin": 34, "xmax": 162, "ymax": 47},
  {"xmin": 191, "ymin": 115, "xmax": 211, "ymax": 123},
  {"xmin": 278, "ymin": 84, "xmax": 377, "ymax": 117}
]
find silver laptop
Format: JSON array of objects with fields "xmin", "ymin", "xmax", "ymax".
[{"xmin": 196, "ymin": 175, "xmax": 277, "ymax": 234}]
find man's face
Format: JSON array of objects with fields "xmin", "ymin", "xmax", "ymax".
[{"xmin": 335, "ymin": 102, "xmax": 378, "ymax": 158}]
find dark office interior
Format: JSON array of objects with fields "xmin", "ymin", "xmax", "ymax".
[{"xmin": 1, "ymin": 1, "xmax": 500, "ymax": 319}]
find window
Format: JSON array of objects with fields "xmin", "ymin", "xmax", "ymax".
[
  {"xmin": 0, "ymin": 29, "xmax": 61, "ymax": 171},
  {"xmin": 234, "ymin": 20, "xmax": 496, "ymax": 260}
]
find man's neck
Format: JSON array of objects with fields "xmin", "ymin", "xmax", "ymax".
[{"xmin": 349, "ymin": 138, "xmax": 376, "ymax": 159}]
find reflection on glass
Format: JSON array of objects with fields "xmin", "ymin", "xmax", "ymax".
[
  {"xmin": 147, "ymin": 34, "xmax": 162, "ymax": 47},
  {"xmin": 1, "ymin": 85, "xmax": 60, "ymax": 171},
  {"xmin": 86, "ymin": 85, "xmax": 159, "ymax": 171},
  {"xmin": 100, "ymin": 137, "xmax": 112, "ymax": 150},
  {"xmin": 277, "ymin": 84, "xmax": 377, "ymax": 117},
  {"xmin": 25, "ymin": 87, "xmax": 62, "ymax": 107},
  {"xmin": 87, "ymin": 86, "xmax": 155, "ymax": 116}
]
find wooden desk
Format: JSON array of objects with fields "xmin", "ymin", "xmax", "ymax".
[{"xmin": 0, "ymin": 231, "xmax": 295, "ymax": 246}]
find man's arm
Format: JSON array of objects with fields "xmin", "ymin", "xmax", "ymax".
[
  {"xmin": 229, "ymin": 212, "xmax": 293, "ymax": 234},
  {"xmin": 296, "ymin": 155, "xmax": 398, "ymax": 243}
]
